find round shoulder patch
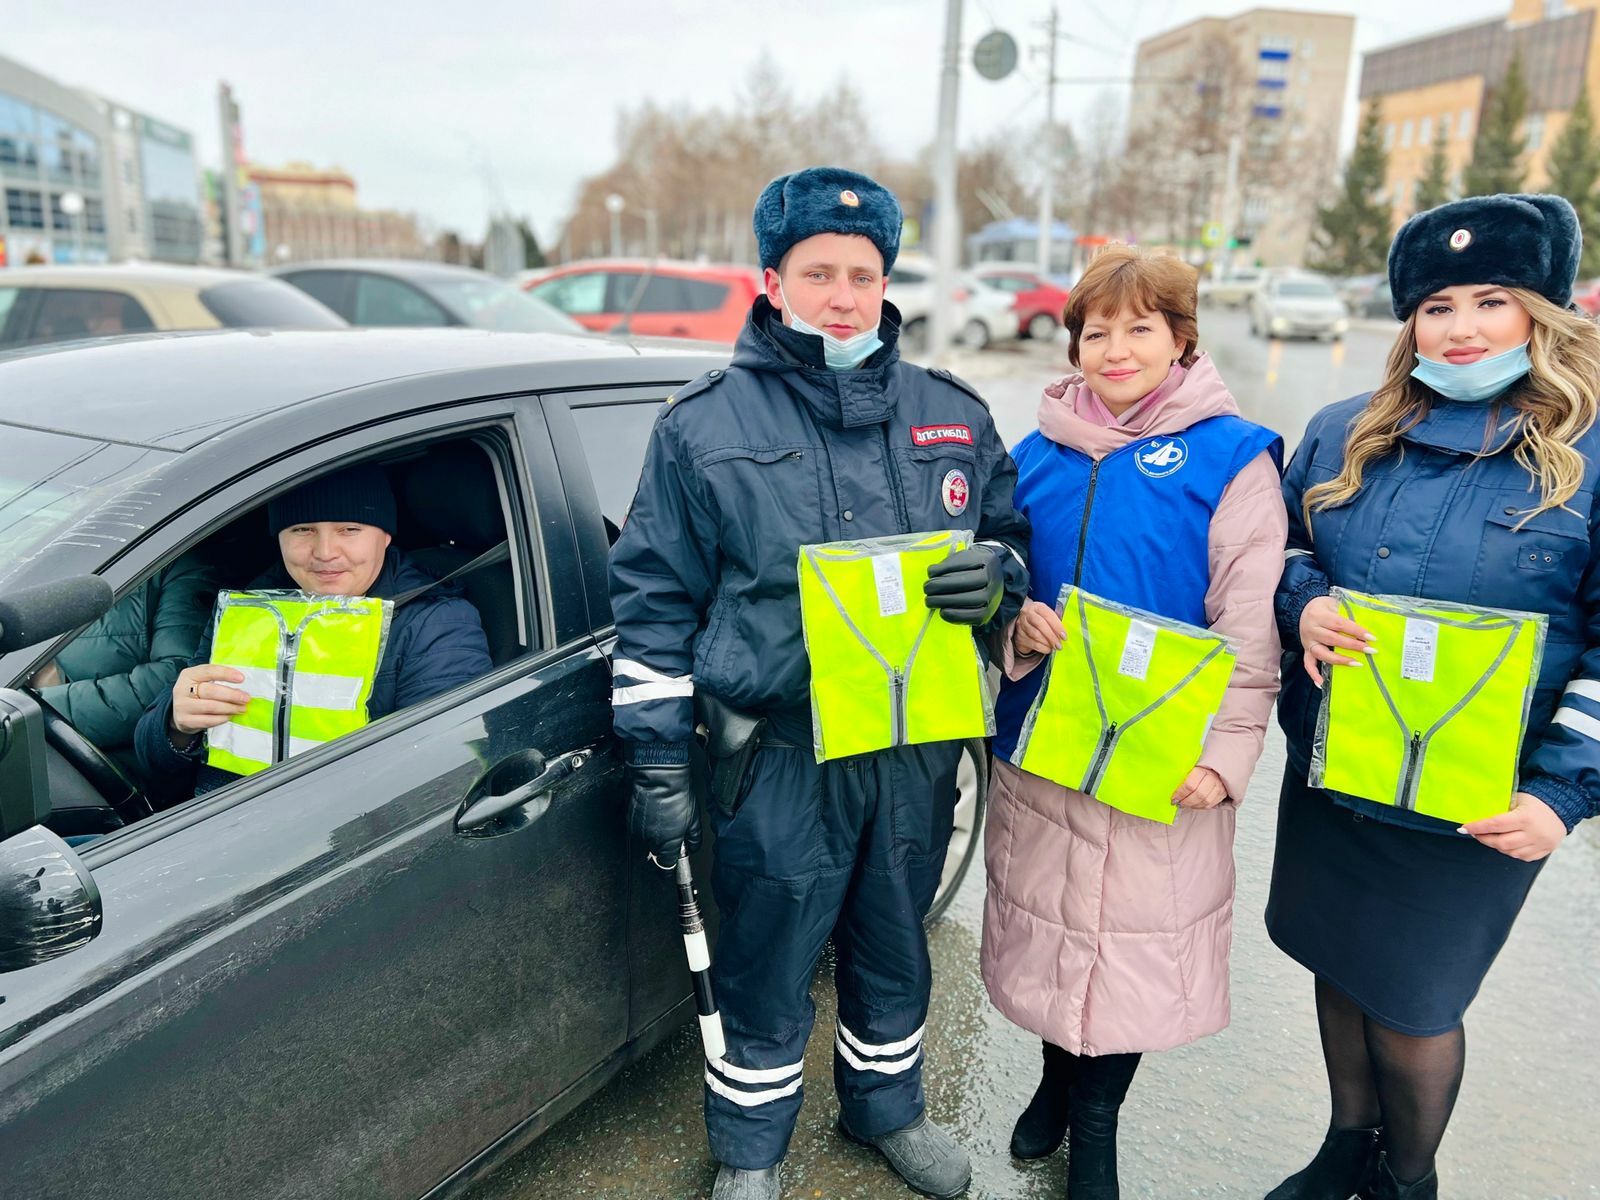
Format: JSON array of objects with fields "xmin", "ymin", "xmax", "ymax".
[{"xmin": 942, "ymin": 468, "xmax": 970, "ymax": 515}]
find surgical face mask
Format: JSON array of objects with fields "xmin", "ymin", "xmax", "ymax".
[
  {"xmin": 778, "ymin": 284, "xmax": 883, "ymax": 370},
  {"xmin": 1410, "ymin": 342, "xmax": 1532, "ymax": 403}
]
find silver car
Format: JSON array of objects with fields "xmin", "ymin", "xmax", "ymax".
[{"xmin": 1248, "ymin": 275, "xmax": 1350, "ymax": 341}]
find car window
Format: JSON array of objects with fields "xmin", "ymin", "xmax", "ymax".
[
  {"xmin": 532, "ymin": 272, "xmax": 607, "ymax": 315},
  {"xmin": 569, "ymin": 398, "xmax": 663, "ymax": 531},
  {"xmin": 278, "ymin": 270, "xmax": 351, "ymax": 317},
  {"xmin": 0, "ymin": 286, "xmax": 19, "ymax": 334},
  {"xmin": 425, "ymin": 277, "xmax": 584, "ymax": 333},
  {"xmin": 1276, "ymin": 280, "xmax": 1337, "ymax": 298},
  {"xmin": 198, "ymin": 280, "xmax": 346, "ymax": 329},
  {"xmin": 352, "ymin": 274, "xmax": 451, "ymax": 326},
  {"xmin": 677, "ymin": 278, "xmax": 731, "ymax": 313},
  {"xmin": 26, "ymin": 289, "xmax": 154, "ymax": 345},
  {"xmin": 891, "ymin": 267, "xmax": 926, "ymax": 285}
]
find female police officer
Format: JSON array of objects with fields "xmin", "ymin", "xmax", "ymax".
[
  {"xmin": 608, "ymin": 167, "xmax": 1029, "ymax": 1200},
  {"xmin": 1267, "ymin": 195, "xmax": 1600, "ymax": 1200}
]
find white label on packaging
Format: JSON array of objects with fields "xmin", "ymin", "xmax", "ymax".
[
  {"xmin": 872, "ymin": 553, "xmax": 907, "ymax": 617},
  {"xmin": 1401, "ymin": 617, "xmax": 1438, "ymax": 683},
  {"xmin": 1118, "ymin": 620, "xmax": 1158, "ymax": 680}
]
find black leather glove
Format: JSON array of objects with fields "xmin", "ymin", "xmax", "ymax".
[
  {"xmin": 627, "ymin": 760, "xmax": 701, "ymax": 867},
  {"xmin": 924, "ymin": 544, "xmax": 1004, "ymax": 626}
]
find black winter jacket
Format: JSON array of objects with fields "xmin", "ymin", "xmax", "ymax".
[{"xmin": 608, "ymin": 298, "xmax": 1030, "ymax": 760}]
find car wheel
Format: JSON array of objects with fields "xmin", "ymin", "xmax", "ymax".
[
  {"xmin": 903, "ymin": 317, "xmax": 928, "ymax": 352},
  {"xmin": 1026, "ymin": 313, "xmax": 1057, "ymax": 341},
  {"xmin": 960, "ymin": 318, "xmax": 990, "ymax": 350},
  {"xmin": 926, "ymin": 739, "xmax": 988, "ymax": 926}
]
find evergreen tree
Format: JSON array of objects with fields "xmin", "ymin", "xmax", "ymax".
[
  {"xmin": 1415, "ymin": 133, "xmax": 1453, "ymax": 212},
  {"xmin": 1464, "ymin": 55, "xmax": 1529, "ymax": 196},
  {"xmin": 1546, "ymin": 88, "xmax": 1600, "ymax": 277},
  {"xmin": 1310, "ymin": 98, "xmax": 1391, "ymax": 275},
  {"xmin": 516, "ymin": 219, "xmax": 547, "ymax": 269}
]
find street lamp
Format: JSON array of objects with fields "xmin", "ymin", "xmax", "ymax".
[{"xmin": 605, "ymin": 193, "xmax": 626, "ymax": 258}]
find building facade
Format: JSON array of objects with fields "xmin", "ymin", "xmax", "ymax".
[
  {"xmin": 1361, "ymin": 0, "xmax": 1600, "ymax": 228},
  {"xmin": 0, "ymin": 53, "xmax": 201, "ymax": 266},
  {"xmin": 249, "ymin": 161, "xmax": 429, "ymax": 264},
  {"xmin": 1129, "ymin": 8, "xmax": 1354, "ymax": 267}
]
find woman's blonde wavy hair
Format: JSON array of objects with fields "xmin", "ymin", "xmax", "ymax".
[{"xmin": 1303, "ymin": 288, "xmax": 1600, "ymax": 528}]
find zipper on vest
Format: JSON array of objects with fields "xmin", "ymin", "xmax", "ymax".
[
  {"xmin": 891, "ymin": 669, "xmax": 908, "ymax": 747},
  {"xmin": 1083, "ymin": 721, "xmax": 1118, "ymax": 794},
  {"xmin": 274, "ymin": 630, "xmax": 297, "ymax": 764},
  {"xmin": 1398, "ymin": 730, "xmax": 1423, "ymax": 811},
  {"xmin": 1072, "ymin": 460, "xmax": 1102, "ymax": 586}
]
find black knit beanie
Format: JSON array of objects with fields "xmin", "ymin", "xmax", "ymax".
[{"xmin": 268, "ymin": 464, "xmax": 396, "ymax": 535}]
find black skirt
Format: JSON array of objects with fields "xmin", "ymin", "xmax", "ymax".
[{"xmin": 1265, "ymin": 771, "xmax": 1545, "ymax": 1036}]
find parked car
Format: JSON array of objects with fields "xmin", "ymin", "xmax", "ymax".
[
  {"xmin": 1338, "ymin": 272, "xmax": 1386, "ymax": 315},
  {"xmin": 971, "ymin": 264, "xmax": 1071, "ymax": 340},
  {"xmin": 1198, "ymin": 267, "xmax": 1265, "ymax": 309},
  {"xmin": 523, "ymin": 259, "xmax": 761, "ymax": 343},
  {"xmin": 271, "ymin": 259, "xmax": 583, "ymax": 334},
  {"xmin": 885, "ymin": 253, "xmax": 974, "ymax": 352},
  {"xmin": 0, "ymin": 264, "xmax": 345, "ymax": 349},
  {"xmin": 0, "ymin": 326, "xmax": 988, "ymax": 1199},
  {"xmin": 1248, "ymin": 274, "xmax": 1350, "ymax": 341},
  {"xmin": 1355, "ymin": 279, "xmax": 1396, "ymax": 321},
  {"xmin": 958, "ymin": 272, "xmax": 1022, "ymax": 349}
]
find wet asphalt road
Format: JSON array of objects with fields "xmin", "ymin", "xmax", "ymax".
[{"xmin": 469, "ymin": 309, "xmax": 1600, "ymax": 1199}]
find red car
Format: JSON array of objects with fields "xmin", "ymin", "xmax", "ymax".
[
  {"xmin": 523, "ymin": 259, "xmax": 761, "ymax": 343},
  {"xmin": 1574, "ymin": 278, "xmax": 1600, "ymax": 317},
  {"xmin": 972, "ymin": 266, "xmax": 1072, "ymax": 340}
]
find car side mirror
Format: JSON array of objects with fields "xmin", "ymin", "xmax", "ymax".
[
  {"xmin": 0, "ymin": 823, "xmax": 102, "ymax": 973},
  {"xmin": 0, "ymin": 687, "xmax": 49, "ymax": 841}
]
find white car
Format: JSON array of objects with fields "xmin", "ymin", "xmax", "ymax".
[
  {"xmin": 1199, "ymin": 268, "xmax": 1265, "ymax": 309},
  {"xmin": 886, "ymin": 254, "xmax": 975, "ymax": 352},
  {"xmin": 1248, "ymin": 274, "xmax": 1350, "ymax": 341},
  {"xmin": 957, "ymin": 272, "xmax": 1022, "ymax": 349}
]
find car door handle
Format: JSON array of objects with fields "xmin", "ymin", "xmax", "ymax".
[{"xmin": 456, "ymin": 747, "xmax": 596, "ymax": 831}]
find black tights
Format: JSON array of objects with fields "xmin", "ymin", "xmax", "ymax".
[{"xmin": 1315, "ymin": 976, "xmax": 1465, "ymax": 1183}]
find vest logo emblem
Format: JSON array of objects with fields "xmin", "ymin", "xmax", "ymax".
[
  {"xmin": 942, "ymin": 469, "xmax": 970, "ymax": 515},
  {"xmin": 911, "ymin": 423, "xmax": 973, "ymax": 447},
  {"xmin": 1135, "ymin": 436, "xmax": 1188, "ymax": 478}
]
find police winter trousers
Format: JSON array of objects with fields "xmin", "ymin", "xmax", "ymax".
[{"xmin": 703, "ymin": 739, "xmax": 962, "ymax": 1170}]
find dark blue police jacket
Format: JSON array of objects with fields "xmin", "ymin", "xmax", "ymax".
[
  {"xmin": 608, "ymin": 298, "xmax": 1031, "ymax": 760},
  {"xmin": 1279, "ymin": 389, "xmax": 1600, "ymax": 833}
]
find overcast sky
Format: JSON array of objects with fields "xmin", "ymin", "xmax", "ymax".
[{"xmin": 9, "ymin": 0, "xmax": 1508, "ymax": 243}]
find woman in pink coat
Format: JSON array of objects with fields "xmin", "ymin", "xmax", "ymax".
[{"xmin": 981, "ymin": 245, "xmax": 1288, "ymax": 1197}]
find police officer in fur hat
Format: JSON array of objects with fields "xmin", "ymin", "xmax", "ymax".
[{"xmin": 608, "ymin": 167, "xmax": 1030, "ymax": 1199}]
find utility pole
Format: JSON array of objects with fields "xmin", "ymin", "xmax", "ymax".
[
  {"xmin": 1037, "ymin": 4, "xmax": 1059, "ymax": 276},
  {"xmin": 1216, "ymin": 133, "xmax": 1242, "ymax": 278},
  {"xmin": 928, "ymin": 0, "xmax": 964, "ymax": 363}
]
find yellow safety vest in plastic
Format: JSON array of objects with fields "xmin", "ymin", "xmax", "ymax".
[
  {"xmin": 798, "ymin": 530, "xmax": 995, "ymax": 763},
  {"xmin": 1013, "ymin": 586, "xmax": 1236, "ymax": 824},
  {"xmin": 1312, "ymin": 589, "xmax": 1546, "ymax": 825},
  {"xmin": 205, "ymin": 590, "xmax": 393, "ymax": 777}
]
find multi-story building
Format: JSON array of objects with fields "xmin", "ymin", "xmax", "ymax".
[
  {"xmin": 1361, "ymin": 0, "xmax": 1600, "ymax": 228},
  {"xmin": 0, "ymin": 52, "xmax": 201, "ymax": 266},
  {"xmin": 1129, "ymin": 8, "xmax": 1355, "ymax": 267},
  {"xmin": 250, "ymin": 161, "xmax": 429, "ymax": 263}
]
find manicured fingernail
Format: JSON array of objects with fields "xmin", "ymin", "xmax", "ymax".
[
  {"xmin": 1344, "ymin": 660, "xmax": 1364, "ymax": 668},
  {"xmin": 1456, "ymin": 826, "xmax": 1469, "ymax": 834}
]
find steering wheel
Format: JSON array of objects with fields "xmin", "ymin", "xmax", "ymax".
[{"xmin": 35, "ymin": 696, "xmax": 154, "ymax": 824}]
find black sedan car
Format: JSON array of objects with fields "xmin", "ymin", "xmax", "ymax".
[
  {"xmin": 0, "ymin": 328, "xmax": 988, "ymax": 1199},
  {"xmin": 271, "ymin": 259, "xmax": 584, "ymax": 336}
]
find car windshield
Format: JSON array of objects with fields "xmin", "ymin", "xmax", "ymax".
[
  {"xmin": 198, "ymin": 279, "xmax": 347, "ymax": 328},
  {"xmin": 427, "ymin": 277, "xmax": 586, "ymax": 334},
  {"xmin": 1276, "ymin": 280, "xmax": 1337, "ymax": 298},
  {"xmin": 0, "ymin": 427, "xmax": 169, "ymax": 588}
]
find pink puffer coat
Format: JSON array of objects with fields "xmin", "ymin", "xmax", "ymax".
[{"xmin": 980, "ymin": 356, "xmax": 1287, "ymax": 1055}]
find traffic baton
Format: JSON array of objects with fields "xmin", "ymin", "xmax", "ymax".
[{"xmin": 673, "ymin": 845, "xmax": 726, "ymax": 1061}]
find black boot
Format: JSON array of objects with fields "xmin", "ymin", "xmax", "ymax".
[
  {"xmin": 1010, "ymin": 1040, "xmax": 1076, "ymax": 1160},
  {"xmin": 1065, "ymin": 1052, "xmax": 1140, "ymax": 1200},
  {"xmin": 1265, "ymin": 1125, "xmax": 1382, "ymax": 1199},
  {"xmin": 1361, "ymin": 1155, "xmax": 1438, "ymax": 1200}
]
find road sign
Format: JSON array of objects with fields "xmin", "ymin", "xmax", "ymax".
[
  {"xmin": 973, "ymin": 30, "xmax": 1018, "ymax": 81},
  {"xmin": 1201, "ymin": 222, "xmax": 1225, "ymax": 248}
]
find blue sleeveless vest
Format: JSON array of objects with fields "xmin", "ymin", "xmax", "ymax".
[{"xmin": 992, "ymin": 414, "xmax": 1283, "ymax": 760}]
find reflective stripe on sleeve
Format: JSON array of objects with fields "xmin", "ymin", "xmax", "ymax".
[
  {"xmin": 1553, "ymin": 706, "xmax": 1600, "ymax": 742},
  {"xmin": 1285, "ymin": 548, "xmax": 1314, "ymax": 560},
  {"xmin": 612, "ymin": 679, "xmax": 695, "ymax": 705},
  {"xmin": 612, "ymin": 658, "xmax": 691, "ymax": 686},
  {"xmin": 1563, "ymin": 679, "xmax": 1600, "ymax": 705},
  {"xmin": 979, "ymin": 539, "xmax": 1025, "ymax": 571}
]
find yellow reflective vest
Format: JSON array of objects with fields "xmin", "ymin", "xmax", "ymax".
[
  {"xmin": 798, "ymin": 530, "xmax": 995, "ymax": 762},
  {"xmin": 205, "ymin": 590, "xmax": 392, "ymax": 777},
  {"xmin": 1312, "ymin": 589, "xmax": 1546, "ymax": 825},
  {"xmin": 1013, "ymin": 586, "xmax": 1236, "ymax": 824}
]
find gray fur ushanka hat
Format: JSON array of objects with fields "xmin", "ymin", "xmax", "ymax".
[
  {"xmin": 753, "ymin": 167, "xmax": 903, "ymax": 275},
  {"xmin": 1388, "ymin": 193, "xmax": 1581, "ymax": 320}
]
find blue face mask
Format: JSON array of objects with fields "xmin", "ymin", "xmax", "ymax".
[
  {"xmin": 778, "ymin": 285, "xmax": 883, "ymax": 371},
  {"xmin": 1410, "ymin": 342, "xmax": 1532, "ymax": 403}
]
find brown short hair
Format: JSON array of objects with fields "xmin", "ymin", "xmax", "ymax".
[{"xmin": 1063, "ymin": 244, "xmax": 1200, "ymax": 368}]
